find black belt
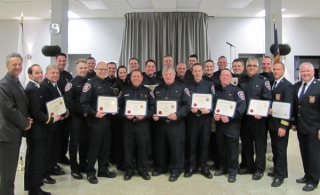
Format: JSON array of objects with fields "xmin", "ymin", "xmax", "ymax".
[
  {"xmin": 166, "ymin": 120, "xmax": 170, "ymax": 123},
  {"xmin": 133, "ymin": 119, "xmax": 142, "ymax": 123}
]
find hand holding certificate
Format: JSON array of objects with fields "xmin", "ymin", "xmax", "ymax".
[
  {"xmin": 272, "ymin": 101, "xmax": 291, "ymax": 120},
  {"xmin": 125, "ymin": 100, "xmax": 147, "ymax": 116},
  {"xmin": 247, "ymin": 99, "xmax": 271, "ymax": 117},
  {"xmin": 214, "ymin": 99, "xmax": 237, "ymax": 118},
  {"xmin": 191, "ymin": 93, "xmax": 212, "ymax": 110},
  {"xmin": 156, "ymin": 100, "xmax": 177, "ymax": 117},
  {"xmin": 97, "ymin": 96, "xmax": 118, "ymax": 113},
  {"xmin": 46, "ymin": 97, "xmax": 66, "ymax": 116}
]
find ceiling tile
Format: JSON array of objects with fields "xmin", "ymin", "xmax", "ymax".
[
  {"xmin": 215, "ymin": 8, "xmax": 240, "ymax": 17},
  {"xmin": 152, "ymin": 0, "xmax": 176, "ymax": 9}
]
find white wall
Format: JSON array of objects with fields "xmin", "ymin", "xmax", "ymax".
[{"xmin": 1, "ymin": 17, "xmax": 320, "ymax": 83}]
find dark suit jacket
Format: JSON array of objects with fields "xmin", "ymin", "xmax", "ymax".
[
  {"xmin": 293, "ymin": 78, "xmax": 320, "ymax": 134},
  {"xmin": 57, "ymin": 70, "xmax": 72, "ymax": 95},
  {"xmin": 268, "ymin": 77, "xmax": 294, "ymax": 131},
  {"xmin": 25, "ymin": 81, "xmax": 54, "ymax": 139},
  {"xmin": 0, "ymin": 73, "xmax": 29, "ymax": 142}
]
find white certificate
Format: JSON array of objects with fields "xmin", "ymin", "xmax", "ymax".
[
  {"xmin": 247, "ymin": 99, "xmax": 271, "ymax": 117},
  {"xmin": 214, "ymin": 99, "xmax": 237, "ymax": 118},
  {"xmin": 272, "ymin": 101, "xmax": 291, "ymax": 120},
  {"xmin": 191, "ymin": 93, "xmax": 212, "ymax": 110},
  {"xmin": 144, "ymin": 85, "xmax": 158, "ymax": 91},
  {"xmin": 231, "ymin": 77, "xmax": 238, "ymax": 86},
  {"xmin": 125, "ymin": 100, "xmax": 147, "ymax": 116},
  {"xmin": 156, "ymin": 100, "xmax": 177, "ymax": 117},
  {"xmin": 97, "ymin": 96, "xmax": 118, "ymax": 113},
  {"xmin": 46, "ymin": 97, "xmax": 66, "ymax": 116}
]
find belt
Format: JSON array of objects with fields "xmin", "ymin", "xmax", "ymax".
[
  {"xmin": 165, "ymin": 120, "xmax": 170, "ymax": 123},
  {"xmin": 133, "ymin": 119, "xmax": 142, "ymax": 123}
]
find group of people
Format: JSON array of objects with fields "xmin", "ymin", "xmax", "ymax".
[{"xmin": 0, "ymin": 52, "xmax": 319, "ymax": 195}]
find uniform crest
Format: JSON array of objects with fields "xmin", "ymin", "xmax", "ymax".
[
  {"xmin": 211, "ymin": 86, "xmax": 215, "ymax": 94},
  {"xmin": 275, "ymin": 94, "xmax": 281, "ymax": 100},
  {"xmin": 265, "ymin": 81, "xmax": 271, "ymax": 90},
  {"xmin": 309, "ymin": 96, "xmax": 315, "ymax": 103},
  {"xmin": 150, "ymin": 91, "xmax": 155, "ymax": 99},
  {"xmin": 65, "ymin": 83, "xmax": 72, "ymax": 92},
  {"xmin": 184, "ymin": 88, "xmax": 190, "ymax": 97},
  {"xmin": 238, "ymin": 91, "xmax": 245, "ymax": 100},
  {"xmin": 82, "ymin": 83, "xmax": 91, "ymax": 92}
]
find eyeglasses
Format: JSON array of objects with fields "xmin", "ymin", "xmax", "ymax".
[
  {"xmin": 247, "ymin": 64, "xmax": 258, "ymax": 68},
  {"xmin": 96, "ymin": 68, "xmax": 107, "ymax": 71}
]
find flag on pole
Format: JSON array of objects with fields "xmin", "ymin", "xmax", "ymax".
[
  {"xmin": 17, "ymin": 12, "xmax": 27, "ymax": 87},
  {"xmin": 273, "ymin": 16, "xmax": 280, "ymax": 63}
]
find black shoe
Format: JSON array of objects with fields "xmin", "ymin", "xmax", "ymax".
[
  {"xmin": 50, "ymin": 170, "xmax": 65, "ymax": 175},
  {"xmin": 87, "ymin": 175, "xmax": 98, "ymax": 184},
  {"xmin": 138, "ymin": 172, "xmax": 151, "ymax": 180},
  {"xmin": 214, "ymin": 169, "xmax": 226, "ymax": 176},
  {"xmin": 238, "ymin": 168, "xmax": 251, "ymax": 175},
  {"xmin": 42, "ymin": 177, "xmax": 56, "ymax": 184},
  {"xmin": 24, "ymin": 186, "xmax": 28, "ymax": 191},
  {"xmin": 296, "ymin": 177, "xmax": 307, "ymax": 184},
  {"xmin": 200, "ymin": 170, "xmax": 213, "ymax": 179},
  {"xmin": 97, "ymin": 170, "xmax": 116, "ymax": 178},
  {"xmin": 303, "ymin": 184, "xmax": 317, "ymax": 191},
  {"xmin": 58, "ymin": 156, "xmax": 71, "ymax": 165},
  {"xmin": 124, "ymin": 172, "xmax": 134, "ymax": 181},
  {"xmin": 39, "ymin": 181, "xmax": 44, "ymax": 187},
  {"xmin": 228, "ymin": 175, "xmax": 236, "ymax": 183},
  {"xmin": 271, "ymin": 178, "xmax": 283, "ymax": 187},
  {"xmin": 152, "ymin": 170, "xmax": 166, "ymax": 176},
  {"xmin": 252, "ymin": 171, "xmax": 263, "ymax": 180},
  {"xmin": 268, "ymin": 172, "xmax": 275, "ymax": 177},
  {"xmin": 37, "ymin": 189, "xmax": 51, "ymax": 195},
  {"xmin": 184, "ymin": 169, "xmax": 197, "ymax": 178},
  {"xmin": 71, "ymin": 172, "xmax": 83, "ymax": 179},
  {"xmin": 169, "ymin": 174, "xmax": 178, "ymax": 182},
  {"xmin": 54, "ymin": 165, "xmax": 61, "ymax": 171}
]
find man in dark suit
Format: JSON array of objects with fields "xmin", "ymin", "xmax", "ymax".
[
  {"xmin": 0, "ymin": 53, "xmax": 32, "ymax": 195},
  {"xmin": 267, "ymin": 62, "xmax": 294, "ymax": 187},
  {"xmin": 292, "ymin": 62, "xmax": 320, "ymax": 192},
  {"xmin": 25, "ymin": 64, "xmax": 60, "ymax": 195}
]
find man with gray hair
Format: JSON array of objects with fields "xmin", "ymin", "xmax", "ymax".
[{"xmin": 0, "ymin": 53, "xmax": 32, "ymax": 195}]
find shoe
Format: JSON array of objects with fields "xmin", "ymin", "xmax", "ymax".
[
  {"xmin": 54, "ymin": 165, "xmax": 61, "ymax": 171},
  {"xmin": 200, "ymin": 170, "xmax": 213, "ymax": 179},
  {"xmin": 169, "ymin": 174, "xmax": 178, "ymax": 182},
  {"xmin": 42, "ymin": 177, "xmax": 56, "ymax": 184},
  {"xmin": 228, "ymin": 175, "xmax": 236, "ymax": 183},
  {"xmin": 302, "ymin": 184, "xmax": 317, "ymax": 191},
  {"xmin": 124, "ymin": 172, "xmax": 134, "ymax": 181},
  {"xmin": 296, "ymin": 177, "xmax": 307, "ymax": 184},
  {"xmin": 268, "ymin": 172, "xmax": 275, "ymax": 177},
  {"xmin": 37, "ymin": 189, "xmax": 51, "ymax": 195},
  {"xmin": 58, "ymin": 156, "xmax": 71, "ymax": 165},
  {"xmin": 71, "ymin": 172, "xmax": 83, "ymax": 179},
  {"xmin": 97, "ymin": 170, "xmax": 116, "ymax": 178},
  {"xmin": 39, "ymin": 181, "xmax": 44, "ymax": 187},
  {"xmin": 252, "ymin": 171, "xmax": 263, "ymax": 180},
  {"xmin": 184, "ymin": 169, "xmax": 197, "ymax": 178},
  {"xmin": 138, "ymin": 172, "xmax": 151, "ymax": 180},
  {"xmin": 238, "ymin": 168, "xmax": 251, "ymax": 175},
  {"xmin": 271, "ymin": 178, "xmax": 283, "ymax": 187},
  {"xmin": 50, "ymin": 170, "xmax": 65, "ymax": 175},
  {"xmin": 214, "ymin": 170, "xmax": 226, "ymax": 176},
  {"xmin": 152, "ymin": 170, "xmax": 166, "ymax": 176},
  {"xmin": 24, "ymin": 186, "xmax": 28, "ymax": 191},
  {"xmin": 87, "ymin": 175, "xmax": 98, "ymax": 184}
]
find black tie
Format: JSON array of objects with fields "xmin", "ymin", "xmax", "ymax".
[
  {"xmin": 165, "ymin": 86, "xmax": 170, "ymax": 99},
  {"xmin": 133, "ymin": 87, "xmax": 138, "ymax": 100},
  {"xmin": 299, "ymin": 83, "xmax": 307, "ymax": 102},
  {"xmin": 272, "ymin": 81, "xmax": 277, "ymax": 90},
  {"xmin": 55, "ymin": 84, "xmax": 62, "ymax": 96},
  {"xmin": 17, "ymin": 80, "xmax": 25, "ymax": 92}
]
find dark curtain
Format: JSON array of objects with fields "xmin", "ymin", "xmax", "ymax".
[{"xmin": 118, "ymin": 12, "xmax": 211, "ymax": 71}]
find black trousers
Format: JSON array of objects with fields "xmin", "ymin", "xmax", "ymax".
[
  {"xmin": 59, "ymin": 117, "xmax": 71, "ymax": 159},
  {"xmin": 154, "ymin": 120, "xmax": 185, "ymax": 175},
  {"xmin": 69, "ymin": 114, "xmax": 89, "ymax": 173},
  {"xmin": 297, "ymin": 132, "xmax": 320, "ymax": 186},
  {"xmin": 0, "ymin": 141, "xmax": 21, "ymax": 195},
  {"xmin": 269, "ymin": 129, "xmax": 289, "ymax": 180},
  {"xmin": 44, "ymin": 130, "xmax": 61, "ymax": 177},
  {"xmin": 241, "ymin": 116, "xmax": 267, "ymax": 173},
  {"xmin": 86, "ymin": 116, "xmax": 111, "ymax": 176},
  {"xmin": 123, "ymin": 119, "xmax": 150, "ymax": 174}
]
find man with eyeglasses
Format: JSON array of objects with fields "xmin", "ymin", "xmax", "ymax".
[
  {"xmin": 80, "ymin": 62, "xmax": 117, "ymax": 184},
  {"xmin": 238, "ymin": 57, "xmax": 272, "ymax": 181}
]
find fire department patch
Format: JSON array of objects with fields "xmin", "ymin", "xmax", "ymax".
[
  {"xmin": 150, "ymin": 91, "xmax": 155, "ymax": 99},
  {"xmin": 211, "ymin": 86, "xmax": 215, "ymax": 94},
  {"xmin": 265, "ymin": 81, "xmax": 271, "ymax": 90},
  {"xmin": 238, "ymin": 91, "xmax": 245, "ymax": 100},
  {"xmin": 65, "ymin": 83, "xmax": 72, "ymax": 92},
  {"xmin": 82, "ymin": 83, "xmax": 91, "ymax": 92},
  {"xmin": 184, "ymin": 88, "xmax": 190, "ymax": 97}
]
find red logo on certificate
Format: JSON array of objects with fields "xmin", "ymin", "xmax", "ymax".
[
  {"xmin": 99, "ymin": 107, "xmax": 103, "ymax": 110},
  {"xmin": 127, "ymin": 110, "xmax": 131, "ymax": 114},
  {"xmin": 158, "ymin": 111, "xmax": 162, "ymax": 115},
  {"xmin": 51, "ymin": 112, "xmax": 54, "ymax": 116},
  {"xmin": 250, "ymin": 109, "xmax": 254, "ymax": 113},
  {"xmin": 193, "ymin": 103, "xmax": 197, "ymax": 107},
  {"xmin": 216, "ymin": 109, "xmax": 220, "ymax": 113}
]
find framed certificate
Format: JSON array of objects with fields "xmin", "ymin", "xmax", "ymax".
[
  {"xmin": 246, "ymin": 99, "xmax": 271, "ymax": 117},
  {"xmin": 144, "ymin": 85, "xmax": 158, "ymax": 91},
  {"xmin": 156, "ymin": 100, "xmax": 177, "ymax": 117},
  {"xmin": 125, "ymin": 100, "xmax": 147, "ymax": 116},
  {"xmin": 214, "ymin": 99, "xmax": 237, "ymax": 118},
  {"xmin": 46, "ymin": 96, "xmax": 66, "ymax": 116},
  {"xmin": 231, "ymin": 77, "xmax": 238, "ymax": 86},
  {"xmin": 191, "ymin": 93, "xmax": 212, "ymax": 110},
  {"xmin": 97, "ymin": 96, "xmax": 118, "ymax": 113},
  {"xmin": 272, "ymin": 101, "xmax": 292, "ymax": 120}
]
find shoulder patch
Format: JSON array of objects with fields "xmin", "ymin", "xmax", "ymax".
[
  {"xmin": 150, "ymin": 91, "xmax": 155, "ymax": 99},
  {"xmin": 112, "ymin": 88, "xmax": 119, "ymax": 96},
  {"xmin": 211, "ymin": 85, "xmax": 215, "ymax": 94},
  {"xmin": 265, "ymin": 81, "xmax": 271, "ymax": 90},
  {"xmin": 184, "ymin": 88, "xmax": 190, "ymax": 97},
  {"xmin": 82, "ymin": 83, "xmax": 91, "ymax": 92},
  {"xmin": 65, "ymin": 83, "xmax": 72, "ymax": 92},
  {"xmin": 238, "ymin": 91, "xmax": 245, "ymax": 100}
]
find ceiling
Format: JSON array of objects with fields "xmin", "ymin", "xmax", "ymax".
[{"xmin": 0, "ymin": 0, "xmax": 319, "ymax": 20}]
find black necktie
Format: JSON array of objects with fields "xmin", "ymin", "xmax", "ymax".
[
  {"xmin": 165, "ymin": 86, "xmax": 170, "ymax": 99},
  {"xmin": 272, "ymin": 81, "xmax": 277, "ymax": 90},
  {"xmin": 17, "ymin": 80, "xmax": 25, "ymax": 92},
  {"xmin": 55, "ymin": 84, "xmax": 62, "ymax": 96},
  {"xmin": 299, "ymin": 83, "xmax": 307, "ymax": 102},
  {"xmin": 133, "ymin": 87, "xmax": 138, "ymax": 100}
]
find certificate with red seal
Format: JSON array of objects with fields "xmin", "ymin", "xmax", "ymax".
[
  {"xmin": 46, "ymin": 97, "xmax": 66, "ymax": 116},
  {"xmin": 214, "ymin": 99, "xmax": 237, "ymax": 118},
  {"xmin": 246, "ymin": 99, "xmax": 270, "ymax": 117},
  {"xmin": 97, "ymin": 96, "xmax": 118, "ymax": 113},
  {"xmin": 191, "ymin": 93, "xmax": 212, "ymax": 110},
  {"xmin": 125, "ymin": 100, "xmax": 147, "ymax": 116},
  {"xmin": 156, "ymin": 100, "xmax": 177, "ymax": 117}
]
